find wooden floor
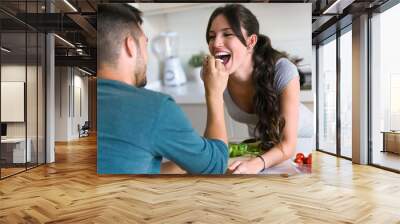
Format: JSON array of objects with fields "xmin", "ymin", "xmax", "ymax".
[
  {"xmin": 1, "ymin": 163, "xmax": 46, "ymax": 178},
  {"xmin": 0, "ymin": 167, "xmax": 26, "ymax": 178},
  {"xmin": 1, "ymin": 135, "xmax": 400, "ymax": 223},
  {"xmin": 372, "ymin": 150, "xmax": 400, "ymax": 171}
]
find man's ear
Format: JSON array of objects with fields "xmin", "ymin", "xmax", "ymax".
[
  {"xmin": 124, "ymin": 36, "xmax": 136, "ymax": 58},
  {"xmin": 247, "ymin": 34, "xmax": 258, "ymax": 50}
]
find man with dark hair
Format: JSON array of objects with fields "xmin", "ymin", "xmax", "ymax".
[
  {"xmin": 97, "ymin": 4, "xmax": 147, "ymax": 87},
  {"xmin": 97, "ymin": 4, "xmax": 229, "ymax": 174}
]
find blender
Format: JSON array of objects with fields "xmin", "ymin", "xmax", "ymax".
[{"xmin": 151, "ymin": 32, "xmax": 187, "ymax": 86}]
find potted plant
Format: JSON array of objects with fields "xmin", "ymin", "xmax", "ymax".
[{"xmin": 188, "ymin": 51, "xmax": 206, "ymax": 83}]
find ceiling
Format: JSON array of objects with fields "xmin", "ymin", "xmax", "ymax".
[{"xmin": 0, "ymin": 0, "xmax": 392, "ymax": 74}]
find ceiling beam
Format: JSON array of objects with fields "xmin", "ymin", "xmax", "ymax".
[
  {"xmin": 55, "ymin": 55, "xmax": 96, "ymax": 69},
  {"xmin": 67, "ymin": 13, "xmax": 97, "ymax": 40},
  {"xmin": 322, "ymin": 0, "xmax": 356, "ymax": 14}
]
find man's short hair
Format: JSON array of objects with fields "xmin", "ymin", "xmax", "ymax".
[{"xmin": 97, "ymin": 4, "xmax": 143, "ymax": 66}]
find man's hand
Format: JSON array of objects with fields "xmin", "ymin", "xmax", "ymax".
[{"xmin": 202, "ymin": 55, "xmax": 229, "ymax": 98}]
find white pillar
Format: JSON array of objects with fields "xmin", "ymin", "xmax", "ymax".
[
  {"xmin": 352, "ymin": 14, "xmax": 369, "ymax": 164},
  {"xmin": 46, "ymin": 1, "xmax": 55, "ymax": 163}
]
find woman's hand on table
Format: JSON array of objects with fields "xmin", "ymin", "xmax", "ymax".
[{"xmin": 228, "ymin": 157, "xmax": 265, "ymax": 174}]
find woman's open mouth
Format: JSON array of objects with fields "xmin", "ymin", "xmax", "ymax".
[{"xmin": 215, "ymin": 52, "xmax": 231, "ymax": 65}]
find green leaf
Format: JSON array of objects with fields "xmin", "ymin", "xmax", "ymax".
[{"xmin": 188, "ymin": 52, "xmax": 206, "ymax": 67}]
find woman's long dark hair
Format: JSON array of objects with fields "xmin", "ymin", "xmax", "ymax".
[{"xmin": 206, "ymin": 4, "xmax": 286, "ymax": 150}]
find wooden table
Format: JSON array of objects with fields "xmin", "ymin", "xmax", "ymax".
[{"xmin": 381, "ymin": 131, "xmax": 400, "ymax": 154}]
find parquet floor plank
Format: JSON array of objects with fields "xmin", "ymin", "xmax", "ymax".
[{"xmin": 0, "ymin": 135, "xmax": 399, "ymax": 223}]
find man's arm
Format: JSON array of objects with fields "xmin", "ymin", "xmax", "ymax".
[
  {"xmin": 152, "ymin": 97, "xmax": 228, "ymax": 174},
  {"xmin": 203, "ymin": 56, "xmax": 229, "ymax": 144},
  {"xmin": 204, "ymin": 95, "xmax": 227, "ymax": 144}
]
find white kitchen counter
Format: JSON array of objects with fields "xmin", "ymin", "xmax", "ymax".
[
  {"xmin": 145, "ymin": 81, "xmax": 206, "ymax": 104},
  {"xmin": 146, "ymin": 80, "xmax": 314, "ymax": 104}
]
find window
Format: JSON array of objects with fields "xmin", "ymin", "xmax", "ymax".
[
  {"xmin": 317, "ymin": 37, "xmax": 337, "ymax": 155},
  {"xmin": 370, "ymin": 2, "xmax": 400, "ymax": 171},
  {"xmin": 340, "ymin": 29, "xmax": 352, "ymax": 158}
]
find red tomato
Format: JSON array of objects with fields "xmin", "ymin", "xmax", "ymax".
[
  {"xmin": 295, "ymin": 153, "xmax": 305, "ymax": 160},
  {"xmin": 306, "ymin": 154, "xmax": 312, "ymax": 164},
  {"xmin": 294, "ymin": 157, "xmax": 303, "ymax": 165},
  {"xmin": 302, "ymin": 154, "xmax": 312, "ymax": 165}
]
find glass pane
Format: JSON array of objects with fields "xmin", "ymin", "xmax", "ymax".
[
  {"xmin": 318, "ymin": 38, "xmax": 337, "ymax": 154},
  {"xmin": 1, "ymin": 30, "xmax": 27, "ymax": 177},
  {"xmin": 27, "ymin": 31, "xmax": 38, "ymax": 169},
  {"xmin": 371, "ymin": 3, "xmax": 400, "ymax": 171},
  {"xmin": 38, "ymin": 32, "xmax": 45, "ymax": 165},
  {"xmin": 340, "ymin": 30, "xmax": 352, "ymax": 158},
  {"xmin": 0, "ymin": 1, "xmax": 46, "ymax": 178}
]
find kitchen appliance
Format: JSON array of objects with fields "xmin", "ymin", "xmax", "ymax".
[{"xmin": 151, "ymin": 32, "xmax": 187, "ymax": 86}]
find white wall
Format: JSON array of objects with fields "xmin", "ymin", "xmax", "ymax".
[
  {"xmin": 1, "ymin": 64, "xmax": 46, "ymax": 164},
  {"xmin": 55, "ymin": 67, "xmax": 89, "ymax": 141},
  {"xmin": 142, "ymin": 3, "xmax": 312, "ymax": 83},
  {"xmin": 1, "ymin": 65, "xmax": 26, "ymax": 139},
  {"xmin": 72, "ymin": 73, "xmax": 89, "ymax": 138},
  {"xmin": 1, "ymin": 82, "xmax": 24, "ymax": 123},
  {"xmin": 1, "ymin": 65, "xmax": 26, "ymax": 82},
  {"xmin": 55, "ymin": 67, "xmax": 68, "ymax": 141},
  {"xmin": 1, "ymin": 65, "xmax": 41, "ymax": 137}
]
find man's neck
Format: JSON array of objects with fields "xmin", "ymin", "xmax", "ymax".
[{"xmin": 98, "ymin": 65, "xmax": 136, "ymax": 86}]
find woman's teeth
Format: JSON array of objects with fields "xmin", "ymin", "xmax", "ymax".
[{"xmin": 215, "ymin": 52, "xmax": 231, "ymax": 65}]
